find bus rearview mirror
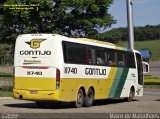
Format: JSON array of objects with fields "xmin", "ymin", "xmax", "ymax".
[{"xmin": 142, "ymin": 62, "xmax": 149, "ymax": 73}]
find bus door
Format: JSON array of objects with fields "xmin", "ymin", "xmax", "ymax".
[{"xmin": 135, "ymin": 53, "xmax": 143, "ymax": 96}]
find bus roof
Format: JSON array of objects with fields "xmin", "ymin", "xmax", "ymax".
[
  {"xmin": 18, "ymin": 34, "xmax": 115, "ymax": 46},
  {"xmin": 17, "ymin": 34, "xmax": 140, "ymax": 54},
  {"xmin": 75, "ymin": 38, "xmax": 116, "ymax": 47}
]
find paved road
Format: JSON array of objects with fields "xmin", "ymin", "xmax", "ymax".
[
  {"xmin": 0, "ymin": 66, "xmax": 13, "ymax": 74},
  {"xmin": 0, "ymin": 89, "xmax": 159, "ymax": 119},
  {"xmin": 148, "ymin": 61, "xmax": 160, "ymax": 78},
  {"xmin": 149, "ymin": 68, "xmax": 160, "ymax": 78}
]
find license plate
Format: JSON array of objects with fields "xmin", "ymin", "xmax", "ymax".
[{"xmin": 30, "ymin": 90, "xmax": 38, "ymax": 94}]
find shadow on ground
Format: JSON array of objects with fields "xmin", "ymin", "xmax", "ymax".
[
  {"xmin": 4, "ymin": 99, "xmax": 138, "ymax": 109},
  {"xmin": 155, "ymin": 99, "xmax": 160, "ymax": 101}
]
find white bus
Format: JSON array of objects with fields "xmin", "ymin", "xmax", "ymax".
[{"xmin": 14, "ymin": 34, "xmax": 144, "ymax": 108}]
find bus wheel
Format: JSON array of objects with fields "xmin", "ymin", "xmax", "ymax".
[
  {"xmin": 75, "ymin": 89, "xmax": 84, "ymax": 108},
  {"xmin": 84, "ymin": 88, "xmax": 94, "ymax": 107},
  {"xmin": 126, "ymin": 88, "xmax": 134, "ymax": 102}
]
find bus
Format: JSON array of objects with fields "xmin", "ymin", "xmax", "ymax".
[{"xmin": 14, "ymin": 34, "xmax": 144, "ymax": 108}]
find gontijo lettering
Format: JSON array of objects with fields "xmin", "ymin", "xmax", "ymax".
[
  {"xmin": 85, "ymin": 68, "xmax": 106, "ymax": 75},
  {"xmin": 20, "ymin": 50, "xmax": 51, "ymax": 55}
]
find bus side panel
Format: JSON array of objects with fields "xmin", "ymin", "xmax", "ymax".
[
  {"xmin": 59, "ymin": 78, "xmax": 99, "ymax": 102},
  {"xmin": 59, "ymin": 66, "xmax": 120, "ymax": 102},
  {"xmin": 105, "ymin": 67, "xmax": 118, "ymax": 98},
  {"xmin": 119, "ymin": 68, "xmax": 143, "ymax": 98},
  {"xmin": 59, "ymin": 64, "xmax": 115, "ymax": 101},
  {"xmin": 120, "ymin": 69, "xmax": 137, "ymax": 98}
]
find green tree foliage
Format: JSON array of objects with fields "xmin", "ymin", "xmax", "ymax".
[
  {"xmin": 91, "ymin": 27, "xmax": 128, "ymax": 43},
  {"xmin": 0, "ymin": 44, "xmax": 13, "ymax": 65},
  {"xmin": 91, "ymin": 25, "xmax": 160, "ymax": 43},
  {"xmin": 0, "ymin": 0, "xmax": 116, "ymax": 44},
  {"xmin": 134, "ymin": 25, "xmax": 160, "ymax": 41}
]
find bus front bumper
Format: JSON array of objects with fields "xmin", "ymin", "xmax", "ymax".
[{"xmin": 13, "ymin": 88, "xmax": 60, "ymax": 101}]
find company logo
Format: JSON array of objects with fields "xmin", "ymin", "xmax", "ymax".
[{"xmin": 25, "ymin": 39, "xmax": 46, "ymax": 49}]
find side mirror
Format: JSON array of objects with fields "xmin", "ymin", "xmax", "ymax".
[{"xmin": 142, "ymin": 62, "xmax": 149, "ymax": 73}]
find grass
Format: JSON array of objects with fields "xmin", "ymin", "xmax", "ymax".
[
  {"xmin": 144, "ymin": 79, "xmax": 160, "ymax": 82},
  {"xmin": 116, "ymin": 39, "xmax": 160, "ymax": 61},
  {"xmin": 144, "ymin": 76, "xmax": 160, "ymax": 82},
  {"xmin": 0, "ymin": 91, "xmax": 13, "ymax": 97},
  {"xmin": 144, "ymin": 76, "xmax": 160, "ymax": 88},
  {"xmin": 144, "ymin": 85, "xmax": 160, "ymax": 89},
  {"xmin": 0, "ymin": 72, "xmax": 13, "ymax": 77}
]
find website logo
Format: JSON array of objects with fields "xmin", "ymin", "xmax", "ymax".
[{"xmin": 25, "ymin": 39, "xmax": 46, "ymax": 49}]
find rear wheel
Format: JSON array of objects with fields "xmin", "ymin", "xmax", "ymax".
[
  {"xmin": 75, "ymin": 89, "xmax": 84, "ymax": 108},
  {"xmin": 126, "ymin": 88, "xmax": 135, "ymax": 102},
  {"xmin": 84, "ymin": 88, "xmax": 94, "ymax": 107}
]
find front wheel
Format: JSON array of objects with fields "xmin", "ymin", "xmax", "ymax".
[
  {"xmin": 126, "ymin": 88, "xmax": 135, "ymax": 102},
  {"xmin": 74, "ymin": 89, "xmax": 84, "ymax": 108},
  {"xmin": 84, "ymin": 88, "xmax": 94, "ymax": 107}
]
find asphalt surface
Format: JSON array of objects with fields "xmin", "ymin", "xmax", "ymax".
[
  {"xmin": 0, "ymin": 89, "xmax": 159, "ymax": 119},
  {"xmin": 148, "ymin": 61, "xmax": 160, "ymax": 78}
]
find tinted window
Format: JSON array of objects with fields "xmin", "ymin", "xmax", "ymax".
[
  {"xmin": 117, "ymin": 51, "xmax": 125, "ymax": 67},
  {"xmin": 62, "ymin": 41, "xmax": 136, "ymax": 68},
  {"xmin": 63, "ymin": 42, "xmax": 92, "ymax": 64},
  {"xmin": 96, "ymin": 48, "xmax": 105, "ymax": 65},
  {"xmin": 107, "ymin": 50, "xmax": 117, "ymax": 66},
  {"xmin": 125, "ymin": 52, "xmax": 136, "ymax": 68},
  {"xmin": 136, "ymin": 53, "xmax": 143, "ymax": 85}
]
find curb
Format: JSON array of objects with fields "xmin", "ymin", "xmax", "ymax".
[{"xmin": 0, "ymin": 97, "xmax": 14, "ymax": 99}]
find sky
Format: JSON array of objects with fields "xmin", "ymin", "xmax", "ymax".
[{"xmin": 109, "ymin": 0, "xmax": 160, "ymax": 29}]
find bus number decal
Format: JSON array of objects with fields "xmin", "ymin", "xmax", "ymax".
[
  {"xmin": 64, "ymin": 67, "xmax": 77, "ymax": 74},
  {"xmin": 27, "ymin": 71, "xmax": 42, "ymax": 75}
]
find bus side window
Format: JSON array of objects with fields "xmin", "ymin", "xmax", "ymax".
[
  {"xmin": 125, "ymin": 52, "xmax": 136, "ymax": 68},
  {"xmin": 86, "ymin": 47, "xmax": 91, "ymax": 65},
  {"xmin": 90, "ymin": 48, "xmax": 96, "ymax": 65},
  {"xmin": 117, "ymin": 51, "xmax": 125, "ymax": 67},
  {"xmin": 96, "ymin": 48, "xmax": 105, "ymax": 65},
  {"xmin": 64, "ymin": 42, "xmax": 88, "ymax": 64},
  {"xmin": 107, "ymin": 50, "xmax": 116, "ymax": 66},
  {"xmin": 104, "ymin": 51, "xmax": 108, "ymax": 65}
]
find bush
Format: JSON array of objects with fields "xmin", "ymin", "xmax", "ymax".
[
  {"xmin": 0, "ymin": 72, "xmax": 13, "ymax": 77},
  {"xmin": 0, "ymin": 86, "xmax": 13, "ymax": 92},
  {"xmin": 144, "ymin": 76, "xmax": 160, "ymax": 85},
  {"xmin": 0, "ymin": 44, "xmax": 14, "ymax": 65},
  {"xmin": 144, "ymin": 82, "xmax": 160, "ymax": 85}
]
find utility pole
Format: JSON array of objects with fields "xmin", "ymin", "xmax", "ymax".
[{"xmin": 126, "ymin": 0, "xmax": 134, "ymax": 50}]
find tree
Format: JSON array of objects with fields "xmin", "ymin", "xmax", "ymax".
[
  {"xmin": 93, "ymin": 25, "xmax": 160, "ymax": 43},
  {"xmin": 0, "ymin": 0, "xmax": 116, "ymax": 44}
]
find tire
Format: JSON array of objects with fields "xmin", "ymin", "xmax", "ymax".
[
  {"xmin": 126, "ymin": 88, "xmax": 134, "ymax": 102},
  {"xmin": 75, "ymin": 89, "xmax": 84, "ymax": 108},
  {"xmin": 84, "ymin": 88, "xmax": 94, "ymax": 107}
]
